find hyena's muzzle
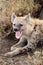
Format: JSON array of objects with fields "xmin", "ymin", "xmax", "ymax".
[{"xmin": 13, "ymin": 23, "xmax": 23, "ymax": 39}]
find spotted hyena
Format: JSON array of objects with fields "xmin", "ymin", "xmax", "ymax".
[{"xmin": 4, "ymin": 13, "xmax": 43, "ymax": 57}]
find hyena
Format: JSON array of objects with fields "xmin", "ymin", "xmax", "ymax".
[{"xmin": 4, "ymin": 13, "xmax": 43, "ymax": 57}]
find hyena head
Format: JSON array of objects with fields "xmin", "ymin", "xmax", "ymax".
[{"xmin": 11, "ymin": 13, "xmax": 33, "ymax": 39}]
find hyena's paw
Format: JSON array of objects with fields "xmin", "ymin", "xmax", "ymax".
[{"xmin": 4, "ymin": 52, "xmax": 13, "ymax": 57}]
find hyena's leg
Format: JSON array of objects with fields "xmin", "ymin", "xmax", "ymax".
[
  {"xmin": 4, "ymin": 44, "xmax": 29, "ymax": 57},
  {"xmin": 4, "ymin": 47, "xmax": 24, "ymax": 57},
  {"xmin": 11, "ymin": 38, "xmax": 27, "ymax": 51},
  {"xmin": 4, "ymin": 46, "xmax": 28, "ymax": 57},
  {"xmin": 4, "ymin": 40, "xmax": 33, "ymax": 57},
  {"xmin": 4, "ymin": 38, "xmax": 28, "ymax": 57},
  {"xmin": 12, "ymin": 41, "xmax": 33, "ymax": 55},
  {"xmin": 20, "ymin": 39, "xmax": 36, "ymax": 52}
]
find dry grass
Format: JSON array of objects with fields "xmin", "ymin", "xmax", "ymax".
[{"xmin": 0, "ymin": 0, "xmax": 34, "ymax": 17}]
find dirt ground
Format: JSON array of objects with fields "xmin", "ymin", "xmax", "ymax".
[{"xmin": 0, "ymin": 32, "xmax": 43, "ymax": 65}]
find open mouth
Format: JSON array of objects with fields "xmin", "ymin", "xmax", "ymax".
[{"xmin": 15, "ymin": 31, "xmax": 22, "ymax": 39}]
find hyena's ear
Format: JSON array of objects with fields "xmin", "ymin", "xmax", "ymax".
[
  {"xmin": 11, "ymin": 13, "xmax": 17, "ymax": 23},
  {"xmin": 25, "ymin": 13, "xmax": 31, "ymax": 22}
]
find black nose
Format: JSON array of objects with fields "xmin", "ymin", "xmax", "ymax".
[{"xmin": 14, "ymin": 28, "xmax": 18, "ymax": 31}]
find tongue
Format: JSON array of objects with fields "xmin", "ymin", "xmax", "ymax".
[{"xmin": 15, "ymin": 31, "xmax": 22, "ymax": 39}]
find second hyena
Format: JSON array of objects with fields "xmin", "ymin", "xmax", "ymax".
[{"xmin": 4, "ymin": 13, "xmax": 43, "ymax": 57}]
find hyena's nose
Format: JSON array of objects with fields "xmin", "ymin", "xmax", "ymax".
[{"xmin": 14, "ymin": 28, "xmax": 18, "ymax": 31}]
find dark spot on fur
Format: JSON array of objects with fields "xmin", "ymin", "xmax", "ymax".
[
  {"xmin": 34, "ymin": 25, "xmax": 37, "ymax": 31},
  {"xmin": 37, "ymin": 38, "xmax": 43, "ymax": 48}
]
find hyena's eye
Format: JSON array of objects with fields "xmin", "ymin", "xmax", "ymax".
[
  {"xmin": 14, "ymin": 24, "xmax": 15, "ymax": 26},
  {"xmin": 20, "ymin": 24, "xmax": 23, "ymax": 26}
]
